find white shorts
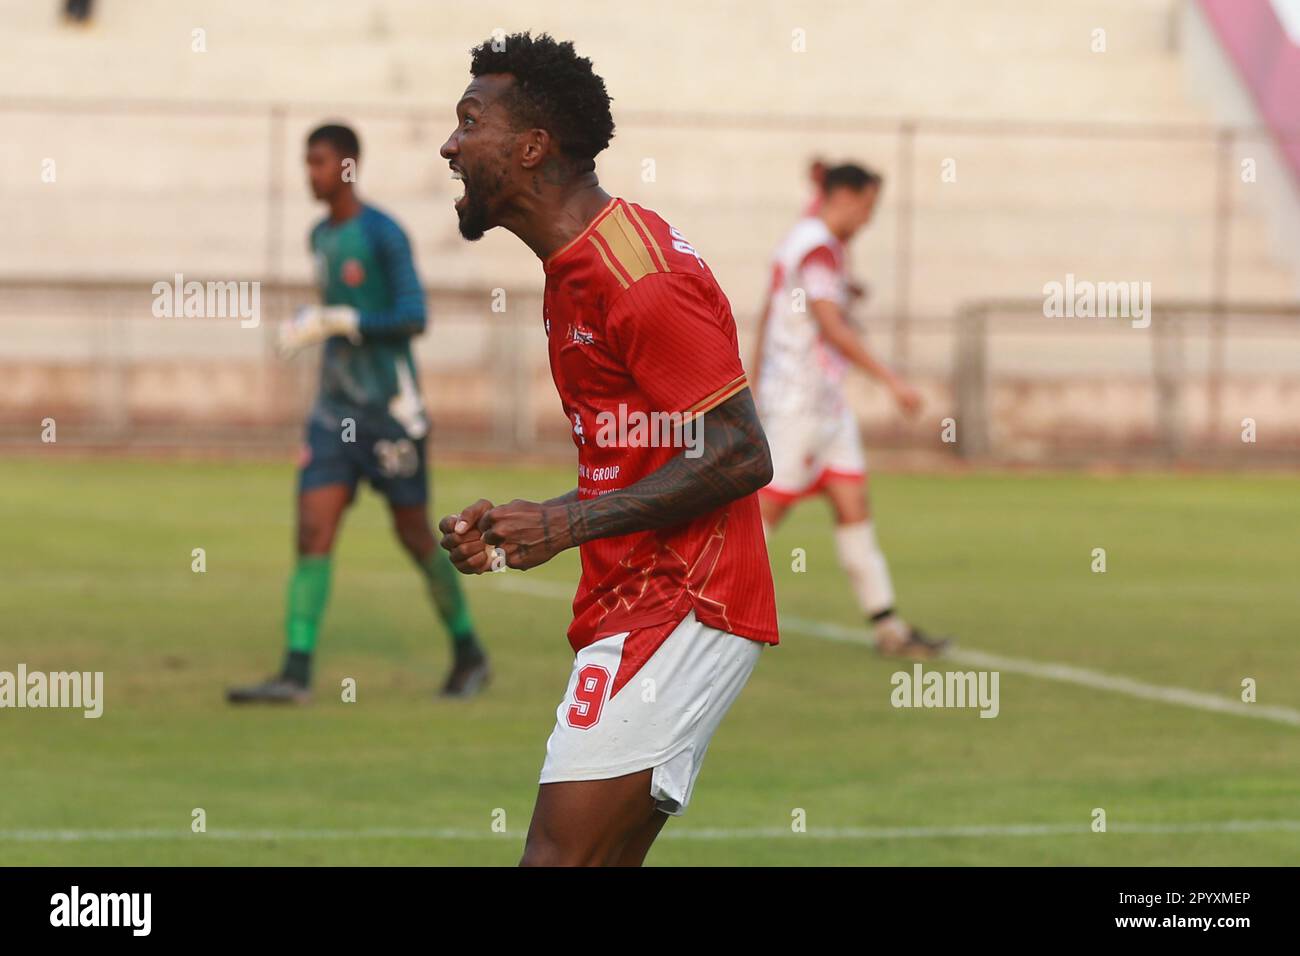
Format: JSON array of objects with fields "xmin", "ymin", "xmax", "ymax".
[
  {"xmin": 538, "ymin": 611, "xmax": 764, "ymax": 815},
  {"xmin": 762, "ymin": 403, "xmax": 867, "ymax": 500}
]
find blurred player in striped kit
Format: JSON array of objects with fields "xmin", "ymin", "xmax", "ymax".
[
  {"xmin": 753, "ymin": 162, "xmax": 949, "ymax": 659},
  {"xmin": 227, "ymin": 123, "xmax": 488, "ymax": 704}
]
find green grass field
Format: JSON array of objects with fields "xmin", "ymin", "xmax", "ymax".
[{"xmin": 2, "ymin": 457, "xmax": 1297, "ymax": 865}]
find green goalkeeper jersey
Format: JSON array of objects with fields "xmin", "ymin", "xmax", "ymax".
[{"xmin": 308, "ymin": 204, "xmax": 428, "ymax": 438}]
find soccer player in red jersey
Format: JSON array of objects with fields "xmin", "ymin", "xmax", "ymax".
[{"xmin": 437, "ymin": 32, "xmax": 779, "ymax": 866}]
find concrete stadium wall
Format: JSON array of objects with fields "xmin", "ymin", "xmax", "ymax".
[{"xmin": 1, "ymin": 0, "xmax": 1297, "ymax": 461}]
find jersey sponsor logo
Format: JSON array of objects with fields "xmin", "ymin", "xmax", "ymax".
[
  {"xmin": 341, "ymin": 258, "xmax": 366, "ymax": 287},
  {"xmin": 579, "ymin": 463, "xmax": 621, "ymax": 482},
  {"xmin": 567, "ymin": 323, "xmax": 595, "ymax": 346}
]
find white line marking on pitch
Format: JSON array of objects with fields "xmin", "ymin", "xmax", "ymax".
[
  {"xmin": 2, "ymin": 820, "xmax": 1298, "ymax": 843},
  {"xmin": 486, "ymin": 576, "xmax": 1300, "ymax": 727}
]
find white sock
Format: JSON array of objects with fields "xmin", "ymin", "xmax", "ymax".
[{"xmin": 833, "ymin": 521, "xmax": 896, "ymax": 621}]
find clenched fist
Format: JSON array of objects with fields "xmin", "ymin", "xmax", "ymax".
[
  {"xmin": 439, "ymin": 498, "xmax": 575, "ymax": 573},
  {"xmin": 438, "ymin": 499, "xmax": 500, "ymax": 575}
]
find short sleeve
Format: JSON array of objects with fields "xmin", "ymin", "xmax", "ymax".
[
  {"xmin": 605, "ymin": 273, "xmax": 748, "ymax": 416},
  {"xmin": 799, "ymin": 245, "xmax": 845, "ymax": 305}
]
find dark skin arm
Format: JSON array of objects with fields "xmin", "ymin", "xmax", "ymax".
[
  {"xmin": 543, "ymin": 488, "xmax": 580, "ymax": 508},
  {"xmin": 438, "ymin": 389, "xmax": 772, "ymax": 573}
]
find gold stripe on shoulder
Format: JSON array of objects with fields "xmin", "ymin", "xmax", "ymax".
[
  {"xmin": 625, "ymin": 204, "xmax": 671, "ymax": 274},
  {"xmin": 595, "ymin": 203, "xmax": 663, "ymax": 283},
  {"xmin": 546, "ymin": 197, "xmax": 617, "ymax": 268},
  {"xmin": 588, "ymin": 235, "xmax": 630, "ymax": 289}
]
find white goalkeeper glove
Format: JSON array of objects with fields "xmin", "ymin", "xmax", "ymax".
[{"xmin": 277, "ymin": 305, "xmax": 361, "ymax": 357}]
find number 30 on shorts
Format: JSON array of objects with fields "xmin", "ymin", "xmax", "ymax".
[{"xmin": 565, "ymin": 664, "xmax": 611, "ymax": 730}]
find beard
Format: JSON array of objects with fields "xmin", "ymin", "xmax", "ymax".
[
  {"xmin": 455, "ymin": 163, "xmax": 509, "ymax": 241},
  {"xmin": 455, "ymin": 179, "xmax": 494, "ymax": 241}
]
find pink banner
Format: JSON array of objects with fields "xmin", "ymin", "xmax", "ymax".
[{"xmin": 1199, "ymin": 0, "xmax": 1300, "ymax": 183}]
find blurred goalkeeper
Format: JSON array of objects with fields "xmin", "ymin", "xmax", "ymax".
[{"xmin": 228, "ymin": 123, "xmax": 489, "ymax": 704}]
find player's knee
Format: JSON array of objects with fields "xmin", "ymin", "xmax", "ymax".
[
  {"xmin": 829, "ymin": 491, "xmax": 869, "ymax": 525},
  {"xmin": 518, "ymin": 842, "xmax": 559, "ymax": 867},
  {"xmin": 297, "ymin": 512, "xmax": 341, "ymax": 555},
  {"xmin": 518, "ymin": 833, "xmax": 604, "ymax": 867},
  {"xmin": 519, "ymin": 837, "xmax": 567, "ymax": 867},
  {"xmin": 297, "ymin": 527, "xmax": 331, "ymax": 555},
  {"xmin": 834, "ymin": 505, "xmax": 868, "ymax": 526},
  {"xmin": 395, "ymin": 521, "xmax": 433, "ymax": 559}
]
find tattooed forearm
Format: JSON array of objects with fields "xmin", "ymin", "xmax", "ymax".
[
  {"xmin": 543, "ymin": 488, "xmax": 580, "ymax": 508},
  {"xmin": 562, "ymin": 389, "xmax": 772, "ymax": 547},
  {"xmin": 540, "ymin": 488, "xmax": 580, "ymax": 553}
]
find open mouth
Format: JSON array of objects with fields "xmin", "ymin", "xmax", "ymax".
[{"xmin": 450, "ymin": 166, "xmax": 468, "ymax": 212}]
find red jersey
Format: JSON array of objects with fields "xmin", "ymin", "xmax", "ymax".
[{"xmin": 542, "ymin": 197, "xmax": 780, "ymax": 655}]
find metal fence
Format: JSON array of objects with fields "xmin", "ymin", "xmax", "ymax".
[
  {"xmin": 4, "ymin": 277, "xmax": 1299, "ymax": 465},
  {"xmin": 953, "ymin": 299, "xmax": 1300, "ymax": 463},
  {"xmin": 0, "ymin": 277, "xmax": 550, "ymax": 453}
]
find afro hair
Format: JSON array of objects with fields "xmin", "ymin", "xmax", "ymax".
[{"xmin": 469, "ymin": 31, "xmax": 615, "ymax": 169}]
